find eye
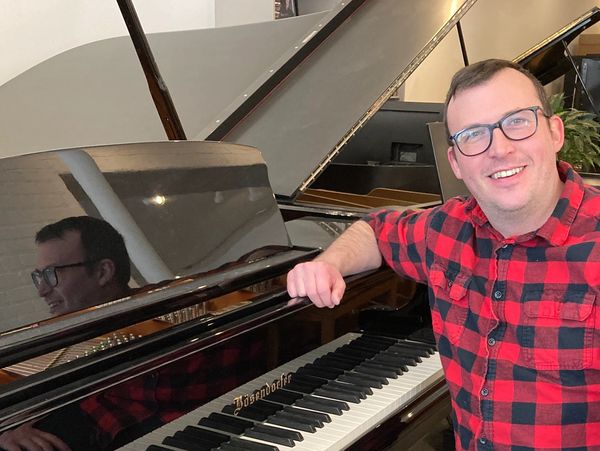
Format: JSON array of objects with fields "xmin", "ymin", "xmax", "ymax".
[
  {"xmin": 457, "ymin": 127, "xmax": 487, "ymax": 144},
  {"xmin": 504, "ymin": 111, "xmax": 533, "ymax": 129}
]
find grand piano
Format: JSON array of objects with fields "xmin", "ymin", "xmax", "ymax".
[{"xmin": 1, "ymin": 1, "xmax": 599, "ymax": 450}]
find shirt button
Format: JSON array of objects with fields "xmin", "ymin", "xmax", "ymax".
[
  {"xmin": 493, "ymin": 290, "xmax": 502, "ymax": 300},
  {"xmin": 479, "ymin": 437, "xmax": 487, "ymax": 445},
  {"xmin": 488, "ymin": 338, "xmax": 496, "ymax": 346},
  {"xmin": 447, "ymin": 280, "xmax": 453, "ymax": 287},
  {"xmin": 481, "ymin": 388, "xmax": 489, "ymax": 396}
]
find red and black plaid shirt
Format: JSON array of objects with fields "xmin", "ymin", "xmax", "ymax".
[
  {"xmin": 366, "ymin": 161, "xmax": 600, "ymax": 450},
  {"xmin": 53, "ymin": 331, "xmax": 267, "ymax": 449}
]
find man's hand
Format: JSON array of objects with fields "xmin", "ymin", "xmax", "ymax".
[
  {"xmin": 287, "ymin": 261, "xmax": 346, "ymax": 308},
  {"xmin": 0, "ymin": 421, "xmax": 71, "ymax": 451}
]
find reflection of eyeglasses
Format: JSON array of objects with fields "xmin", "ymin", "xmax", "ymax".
[
  {"xmin": 449, "ymin": 106, "xmax": 551, "ymax": 157},
  {"xmin": 31, "ymin": 260, "xmax": 97, "ymax": 289}
]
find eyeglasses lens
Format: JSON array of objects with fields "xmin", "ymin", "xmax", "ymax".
[{"xmin": 455, "ymin": 108, "xmax": 538, "ymax": 156}]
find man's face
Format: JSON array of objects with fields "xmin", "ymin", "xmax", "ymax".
[
  {"xmin": 35, "ymin": 230, "xmax": 102, "ymax": 315},
  {"xmin": 446, "ymin": 68, "xmax": 564, "ymax": 223}
]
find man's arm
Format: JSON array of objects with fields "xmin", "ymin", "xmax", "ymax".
[{"xmin": 287, "ymin": 220, "xmax": 382, "ymax": 308}]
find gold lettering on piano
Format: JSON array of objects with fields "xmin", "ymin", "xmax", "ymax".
[{"xmin": 232, "ymin": 373, "xmax": 292, "ymax": 415}]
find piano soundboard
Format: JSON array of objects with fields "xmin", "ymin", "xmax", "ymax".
[{"xmin": 121, "ymin": 332, "xmax": 444, "ymax": 451}]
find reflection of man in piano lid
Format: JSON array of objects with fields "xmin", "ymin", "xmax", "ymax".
[
  {"xmin": 288, "ymin": 59, "xmax": 599, "ymax": 450},
  {"xmin": 31, "ymin": 216, "xmax": 131, "ymax": 315}
]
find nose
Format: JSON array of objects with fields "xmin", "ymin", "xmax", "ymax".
[{"xmin": 486, "ymin": 127, "xmax": 515, "ymax": 158}]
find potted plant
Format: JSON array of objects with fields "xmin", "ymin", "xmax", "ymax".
[{"xmin": 550, "ymin": 92, "xmax": 600, "ymax": 173}]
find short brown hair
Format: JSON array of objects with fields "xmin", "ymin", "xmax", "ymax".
[{"xmin": 443, "ymin": 59, "xmax": 552, "ymax": 142}]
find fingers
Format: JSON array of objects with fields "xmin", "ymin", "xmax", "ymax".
[
  {"xmin": 286, "ymin": 261, "xmax": 345, "ymax": 308},
  {"xmin": 0, "ymin": 422, "xmax": 71, "ymax": 451}
]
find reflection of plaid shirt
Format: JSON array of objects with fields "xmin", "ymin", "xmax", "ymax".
[
  {"xmin": 366, "ymin": 162, "xmax": 600, "ymax": 450},
  {"xmin": 36, "ymin": 332, "xmax": 266, "ymax": 450}
]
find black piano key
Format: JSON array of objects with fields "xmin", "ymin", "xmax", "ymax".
[
  {"xmin": 374, "ymin": 354, "xmax": 419, "ymax": 367},
  {"xmin": 222, "ymin": 400, "xmax": 281, "ymax": 422},
  {"xmin": 253, "ymin": 399, "xmax": 284, "ymax": 414},
  {"xmin": 383, "ymin": 349, "xmax": 424, "ymax": 363},
  {"xmin": 395, "ymin": 340, "xmax": 437, "ymax": 355},
  {"xmin": 313, "ymin": 356, "xmax": 357, "ymax": 371},
  {"xmin": 356, "ymin": 362, "xmax": 399, "ymax": 379},
  {"xmin": 277, "ymin": 408, "xmax": 325, "ymax": 427},
  {"xmin": 295, "ymin": 395, "xmax": 348, "ymax": 414},
  {"xmin": 323, "ymin": 351, "xmax": 363, "ymax": 365},
  {"xmin": 163, "ymin": 434, "xmax": 211, "ymax": 450},
  {"xmin": 346, "ymin": 369, "xmax": 389, "ymax": 385},
  {"xmin": 284, "ymin": 381, "xmax": 318, "ymax": 395},
  {"xmin": 146, "ymin": 446, "xmax": 174, "ymax": 451},
  {"xmin": 275, "ymin": 408, "xmax": 324, "ymax": 427},
  {"xmin": 243, "ymin": 429, "xmax": 296, "ymax": 447},
  {"xmin": 228, "ymin": 408, "xmax": 268, "ymax": 422},
  {"xmin": 357, "ymin": 334, "xmax": 397, "ymax": 346},
  {"xmin": 199, "ymin": 413, "xmax": 253, "ymax": 435},
  {"xmin": 296, "ymin": 365, "xmax": 343, "ymax": 380},
  {"xmin": 225, "ymin": 437, "xmax": 279, "ymax": 451},
  {"xmin": 324, "ymin": 380, "xmax": 370, "ymax": 397},
  {"xmin": 337, "ymin": 372, "xmax": 383, "ymax": 389},
  {"xmin": 347, "ymin": 342, "xmax": 389, "ymax": 354},
  {"xmin": 268, "ymin": 412, "xmax": 317, "ymax": 432},
  {"xmin": 252, "ymin": 423, "xmax": 302, "ymax": 441},
  {"xmin": 370, "ymin": 359, "xmax": 411, "ymax": 373},
  {"xmin": 181, "ymin": 425, "xmax": 230, "ymax": 445},
  {"xmin": 290, "ymin": 373, "xmax": 328, "ymax": 388},
  {"xmin": 313, "ymin": 387, "xmax": 361, "ymax": 403},
  {"xmin": 335, "ymin": 346, "xmax": 377, "ymax": 360},
  {"xmin": 282, "ymin": 405, "xmax": 331, "ymax": 423},
  {"xmin": 295, "ymin": 398, "xmax": 343, "ymax": 415},
  {"xmin": 175, "ymin": 430, "xmax": 224, "ymax": 449},
  {"xmin": 388, "ymin": 343, "xmax": 429, "ymax": 358},
  {"xmin": 348, "ymin": 339, "xmax": 390, "ymax": 352},
  {"xmin": 360, "ymin": 359, "xmax": 403, "ymax": 375},
  {"xmin": 264, "ymin": 389, "xmax": 303, "ymax": 405}
]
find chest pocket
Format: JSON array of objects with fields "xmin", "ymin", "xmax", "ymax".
[
  {"xmin": 430, "ymin": 264, "xmax": 471, "ymax": 345},
  {"xmin": 521, "ymin": 288, "xmax": 597, "ymax": 370}
]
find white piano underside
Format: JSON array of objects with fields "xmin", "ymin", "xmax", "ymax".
[{"xmin": 120, "ymin": 332, "xmax": 444, "ymax": 451}]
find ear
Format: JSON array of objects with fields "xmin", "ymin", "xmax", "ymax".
[
  {"xmin": 447, "ymin": 146, "xmax": 464, "ymax": 179},
  {"xmin": 548, "ymin": 114, "xmax": 565, "ymax": 155},
  {"xmin": 96, "ymin": 259, "xmax": 116, "ymax": 287}
]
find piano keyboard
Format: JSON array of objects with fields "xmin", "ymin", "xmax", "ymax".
[{"xmin": 120, "ymin": 332, "xmax": 444, "ymax": 451}]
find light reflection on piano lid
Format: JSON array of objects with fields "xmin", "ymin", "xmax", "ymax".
[{"xmin": 0, "ymin": 141, "xmax": 291, "ymax": 334}]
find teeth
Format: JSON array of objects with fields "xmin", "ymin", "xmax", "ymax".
[{"xmin": 491, "ymin": 166, "xmax": 524, "ymax": 179}]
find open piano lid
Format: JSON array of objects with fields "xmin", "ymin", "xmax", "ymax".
[
  {"xmin": 213, "ymin": 0, "xmax": 477, "ymax": 200},
  {"xmin": 515, "ymin": 7, "xmax": 600, "ymax": 84}
]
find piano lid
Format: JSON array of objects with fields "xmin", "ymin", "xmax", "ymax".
[
  {"xmin": 0, "ymin": 141, "xmax": 290, "ymax": 334},
  {"xmin": 514, "ymin": 7, "xmax": 600, "ymax": 84},
  {"xmin": 216, "ymin": 0, "xmax": 478, "ymax": 199}
]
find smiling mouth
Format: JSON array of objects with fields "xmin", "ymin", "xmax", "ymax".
[{"xmin": 490, "ymin": 166, "xmax": 525, "ymax": 180}]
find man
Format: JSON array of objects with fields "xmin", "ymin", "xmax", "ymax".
[
  {"xmin": 287, "ymin": 59, "xmax": 599, "ymax": 450},
  {"xmin": 0, "ymin": 216, "xmax": 131, "ymax": 451},
  {"xmin": 31, "ymin": 216, "xmax": 131, "ymax": 315}
]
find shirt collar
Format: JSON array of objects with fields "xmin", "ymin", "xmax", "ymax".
[{"xmin": 467, "ymin": 161, "xmax": 585, "ymax": 245}]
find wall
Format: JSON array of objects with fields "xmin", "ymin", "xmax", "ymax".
[
  {"xmin": 404, "ymin": 0, "xmax": 600, "ymax": 102},
  {"xmin": 0, "ymin": 0, "xmax": 265, "ymax": 87}
]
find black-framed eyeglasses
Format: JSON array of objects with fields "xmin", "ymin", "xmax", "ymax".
[
  {"xmin": 449, "ymin": 106, "xmax": 551, "ymax": 157},
  {"xmin": 31, "ymin": 260, "xmax": 98, "ymax": 289}
]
